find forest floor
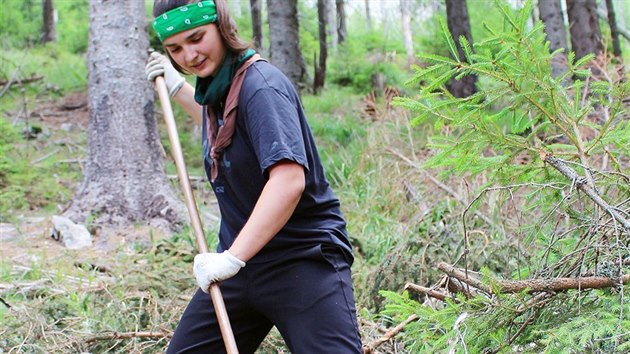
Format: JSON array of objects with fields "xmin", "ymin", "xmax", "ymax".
[{"xmin": 0, "ymin": 90, "xmax": 406, "ymax": 353}]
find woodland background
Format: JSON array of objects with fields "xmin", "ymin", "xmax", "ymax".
[{"xmin": 1, "ymin": 0, "xmax": 629, "ymax": 353}]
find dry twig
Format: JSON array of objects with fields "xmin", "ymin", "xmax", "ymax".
[
  {"xmin": 541, "ymin": 152, "xmax": 630, "ymax": 233},
  {"xmin": 85, "ymin": 331, "xmax": 171, "ymax": 345},
  {"xmin": 405, "ymin": 282, "xmax": 455, "ymax": 302},
  {"xmin": 363, "ymin": 314, "xmax": 418, "ymax": 354}
]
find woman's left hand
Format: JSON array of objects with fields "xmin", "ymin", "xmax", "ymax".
[{"xmin": 193, "ymin": 251, "xmax": 246, "ymax": 292}]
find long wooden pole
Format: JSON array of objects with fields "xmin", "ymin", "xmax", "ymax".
[{"xmin": 155, "ymin": 77, "xmax": 239, "ymax": 354}]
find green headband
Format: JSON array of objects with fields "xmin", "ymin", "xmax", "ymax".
[{"xmin": 152, "ymin": 1, "xmax": 217, "ymax": 41}]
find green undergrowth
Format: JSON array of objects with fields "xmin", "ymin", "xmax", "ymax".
[
  {"xmin": 1, "ymin": 45, "xmax": 87, "ymax": 95},
  {"xmin": 380, "ymin": 285, "xmax": 630, "ymax": 353},
  {"xmin": 1, "ymin": 229, "xmax": 195, "ymax": 353},
  {"xmin": 0, "ymin": 116, "xmax": 81, "ymax": 222}
]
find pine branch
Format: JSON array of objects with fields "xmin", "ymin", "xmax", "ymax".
[
  {"xmin": 437, "ymin": 262, "xmax": 630, "ymax": 294},
  {"xmin": 499, "ymin": 274, "xmax": 630, "ymax": 293},
  {"xmin": 541, "ymin": 151, "xmax": 630, "ymax": 232},
  {"xmin": 437, "ymin": 262, "xmax": 493, "ymax": 294},
  {"xmin": 405, "ymin": 282, "xmax": 456, "ymax": 302}
]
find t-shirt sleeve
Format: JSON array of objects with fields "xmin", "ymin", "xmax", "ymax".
[{"xmin": 243, "ymin": 87, "xmax": 309, "ymax": 176}]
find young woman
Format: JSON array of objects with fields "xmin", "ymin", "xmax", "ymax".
[{"xmin": 145, "ymin": 1, "xmax": 362, "ymax": 352}]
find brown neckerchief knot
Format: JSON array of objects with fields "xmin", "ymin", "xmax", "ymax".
[{"xmin": 206, "ymin": 53, "xmax": 265, "ymax": 182}]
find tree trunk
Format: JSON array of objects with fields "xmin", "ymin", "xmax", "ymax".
[
  {"xmin": 444, "ymin": 0, "xmax": 477, "ymax": 98},
  {"xmin": 364, "ymin": 0, "xmax": 372, "ymax": 32},
  {"xmin": 401, "ymin": 0, "xmax": 414, "ymax": 66},
  {"xmin": 42, "ymin": 0, "xmax": 56, "ymax": 43},
  {"xmin": 314, "ymin": 0, "xmax": 328, "ymax": 94},
  {"xmin": 250, "ymin": 0, "xmax": 263, "ymax": 51},
  {"xmin": 605, "ymin": 0, "xmax": 622, "ymax": 57},
  {"xmin": 566, "ymin": 0, "xmax": 603, "ymax": 60},
  {"xmin": 336, "ymin": 0, "xmax": 347, "ymax": 44},
  {"xmin": 539, "ymin": 0, "xmax": 569, "ymax": 77},
  {"xmin": 66, "ymin": 0, "xmax": 183, "ymax": 232},
  {"xmin": 267, "ymin": 0, "xmax": 306, "ymax": 92},
  {"xmin": 326, "ymin": 0, "xmax": 337, "ymax": 48}
]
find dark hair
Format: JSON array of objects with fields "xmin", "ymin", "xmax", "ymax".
[{"xmin": 152, "ymin": 0, "xmax": 252, "ymax": 73}]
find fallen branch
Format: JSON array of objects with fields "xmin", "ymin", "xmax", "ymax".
[
  {"xmin": 85, "ymin": 331, "xmax": 171, "ymax": 344},
  {"xmin": 405, "ymin": 282, "xmax": 454, "ymax": 302},
  {"xmin": 495, "ymin": 274, "xmax": 630, "ymax": 293},
  {"xmin": 0, "ymin": 75, "xmax": 43, "ymax": 87},
  {"xmin": 363, "ymin": 314, "xmax": 418, "ymax": 354},
  {"xmin": 31, "ymin": 148, "xmax": 60, "ymax": 165},
  {"xmin": 437, "ymin": 262, "xmax": 493, "ymax": 295},
  {"xmin": 438, "ymin": 262, "xmax": 630, "ymax": 294},
  {"xmin": 541, "ymin": 152, "xmax": 630, "ymax": 232}
]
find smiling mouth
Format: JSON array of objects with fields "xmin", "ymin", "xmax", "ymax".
[{"xmin": 191, "ymin": 59, "xmax": 206, "ymax": 69}]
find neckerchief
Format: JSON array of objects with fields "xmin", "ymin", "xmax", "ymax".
[
  {"xmin": 205, "ymin": 52, "xmax": 265, "ymax": 182},
  {"xmin": 194, "ymin": 49, "xmax": 256, "ymax": 108}
]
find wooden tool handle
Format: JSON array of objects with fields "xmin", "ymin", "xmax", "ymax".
[{"xmin": 155, "ymin": 76, "xmax": 239, "ymax": 354}]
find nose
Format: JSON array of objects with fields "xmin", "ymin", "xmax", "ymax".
[{"xmin": 183, "ymin": 45, "xmax": 198, "ymax": 65}]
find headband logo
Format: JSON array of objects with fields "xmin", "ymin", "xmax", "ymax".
[{"xmin": 185, "ymin": 19, "xmax": 191, "ymax": 25}]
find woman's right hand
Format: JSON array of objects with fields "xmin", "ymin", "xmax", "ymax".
[{"xmin": 145, "ymin": 51, "xmax": 186, "ymax": 97}]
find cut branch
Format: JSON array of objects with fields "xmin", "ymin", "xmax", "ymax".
[
  {"xmin": 437, "ymin": 262, "xmax": 493, "ymax": 294},
  {"xmin": 363, "ymin": 314, "xmax": 419, "ymax": 354},
  {"xmin": 438, "ymin": 262, "xmax": 630, "ymax": 294},
  {"xmin": 495, "ymin": 274, "xmax": 630, "ymax": 293},
  {"xmin": 541, "ymin": 152, "xmax": 630, "ymax": 232},
  {"xmin": 405, "ymin": 282, "xmax": 455, "ymax": 302}
]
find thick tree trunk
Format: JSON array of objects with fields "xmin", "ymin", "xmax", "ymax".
[
  {"xmin": 67, "ymin": 0, "xmax": 183, "ymax": 232},
  {"xmin": 267, "ymin": 0, "xmax": 306, "ymax": 92},
  {"xmin": 445, "ymin": 0, "xmax": 477, "ymax": 98},
  {"xmin": 250, "ymin": 0, "xmax": 263, "ymax": 51},
  {"xmin": 605, "ymin": 0, "xmax": 622, "ymax": 57},
  {"xmin": 566, "ymin": 0, "xmax": 603, "ymax": 60},
  {"xmin": 42, "ymin": 0, "xmax": 56, "ymax": 43},
  {"xmin": 401, "ymin": 0, "xmax": 414, "ymax": 66},
  {"xmin": 336, "ymin": 0, "xmax": 347, "ymax": 44},
  {"xmin": 539, "ymin": 0, "xmax": 569, "ymax": 77},
  {"xmin": 314, "ymin": 0, "xmax": 328, "ymax": 94}
]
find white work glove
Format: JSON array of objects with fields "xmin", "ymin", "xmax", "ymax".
[
  {"xmin": 145, "ymin": 51, "xmax": 186, "ymax": 97},
  {"xmin": 193, "ymin": 251, "xmax": 246, "ymax": 292}
]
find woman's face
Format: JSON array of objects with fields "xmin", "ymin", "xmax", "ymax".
[{"xmin": 163, "ymin": 23, "xmax": 227, "ymax": 78}]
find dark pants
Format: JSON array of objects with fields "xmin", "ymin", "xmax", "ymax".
[{"xmin": 167, "ymin": 245, "xmax": 363, "ymax": 354}]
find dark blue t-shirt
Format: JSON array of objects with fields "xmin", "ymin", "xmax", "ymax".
[{"xmin": 202, "ymin": 61, "xmax": 352, "ymax": 264}]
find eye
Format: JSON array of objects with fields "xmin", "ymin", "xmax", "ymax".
[
  {"xmin": 169, "ymin": 46, "xmax": 181, "ymax": 54},
  {"xmin": 190, "ymin": 36, "xmax": 202, "ymax": 43}
]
